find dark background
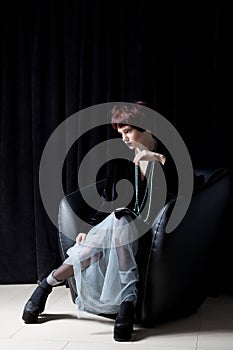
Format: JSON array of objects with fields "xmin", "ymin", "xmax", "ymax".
[{"xmin": 0, "ymin": 1, "xmax": 232, "ymax": 293}]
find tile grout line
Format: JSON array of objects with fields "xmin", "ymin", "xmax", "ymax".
[
  {"xmin": 60, "ymin": 340, "xmax": 70, "ymax": 349},
  {"xmin": 195, "ymin": 307, "xmax": 202, "ymax": 350},
  {"xmin": 9, "ymin": 323, "xmax": 27, "ymax": 339}
]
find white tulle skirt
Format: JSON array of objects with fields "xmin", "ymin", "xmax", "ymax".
[{"xmin": 64, "ymin": 212, "xmax": 139, "ymax": 315}]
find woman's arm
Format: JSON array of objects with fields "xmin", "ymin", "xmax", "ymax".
[{"xmin": 133, "ymin": 150, "xmax": 166, "ymax": 165}]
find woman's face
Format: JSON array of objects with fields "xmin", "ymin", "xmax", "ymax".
[{"xmin": 117, "ymin": 125, "xmax": 147, "ymax": 150}]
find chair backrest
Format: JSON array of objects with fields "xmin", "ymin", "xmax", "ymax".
[
  {"xmin": 58, "ymin": 179, "xmax": 106, "ymax": 302},
  {"xmin": 58, "ymin": 179, "xmax": 106, "ymax": 259}
]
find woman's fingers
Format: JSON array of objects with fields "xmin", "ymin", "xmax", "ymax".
[
  {"xmin": 133, "ymin": 150, "xmax": 153, "ymax": 164},
  {"xmin": 76, "ymin": 233, "xmax": 87, "ymax": 244},
  {"xmin": 133, "ymin": 151, "xmax": 166, "ymax": 165}
]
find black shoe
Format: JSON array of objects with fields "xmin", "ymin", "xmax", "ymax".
[
  {"xmin": 113, "ymin": 301, "xmax": 134, "ymax": 342},
  {"xmin": 22, "ymin": 278, "xmax": 52, "ymax": 323}
]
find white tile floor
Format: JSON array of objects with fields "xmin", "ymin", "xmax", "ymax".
[{"xmin": 0, "ymin": 284, "xmax": 233, "ymax": 350}]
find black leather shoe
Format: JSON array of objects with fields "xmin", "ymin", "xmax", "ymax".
[
  {"xmin": 113, "ymin": 301, "xmax": 134, "ymax": 342},
  {"xmin": 22, "ymin": 279, "xmax": 52, "ymax": 323}
]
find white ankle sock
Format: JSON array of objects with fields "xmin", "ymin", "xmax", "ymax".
[{"xmin": 46, "ymin": 270, "xmax": 64, "ymax": 286}]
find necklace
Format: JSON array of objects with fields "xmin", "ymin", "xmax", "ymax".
[{"xmin": 134, "ymin": 161, "xmax": 155, "ymax": 223}]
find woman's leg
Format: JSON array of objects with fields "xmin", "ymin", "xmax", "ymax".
[
  {"xmin": 22, "ymin": 245, "xmax": 103, "ymax": 324},
  {"xmin": 116, "ymin": 243, "xmax": 139, "ymax": 304},
  {"xmin": 52, "ymin": 263, "xmax": 74, "ymax": 281},
  {"xmin": 114, "ymin": 243, "xmax": 138, "ymax": 342},
  {"xmin": 113, "ymin": 216, "xmax": 139, "ymax": 341},
  {"xmin": 22, "ymin": 263, "xmax": 73, "ymax": 323}
]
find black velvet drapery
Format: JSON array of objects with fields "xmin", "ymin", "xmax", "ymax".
[{"xmin": 0, "ymin": 1, "xmax": 232, "ymax": 291}]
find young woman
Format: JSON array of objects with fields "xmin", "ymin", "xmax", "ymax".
[{"xmin": 22, "ymin": 102, "xmax": 175, "ymax": 342}]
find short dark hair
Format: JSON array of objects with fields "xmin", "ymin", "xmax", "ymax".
[{"xmin": 111, "ymin": 103, "xmax": 146, "ymax": 132}]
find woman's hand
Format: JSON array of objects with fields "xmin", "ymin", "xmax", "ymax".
[
  {"xmin": 134, "ymin": 150, "xmax": 166, "ymax": 166},
  {"xmin": 76, "ymin": 233, "xmax": 87, "ymax": 244}
]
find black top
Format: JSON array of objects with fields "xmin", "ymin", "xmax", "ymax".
[{"xmin": 87, "ymin": 140, "xmax": 185, "ymax": 226}]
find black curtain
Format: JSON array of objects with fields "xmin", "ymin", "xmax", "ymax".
[{"xmin": 0, "ymin": 1, "xmax": 232, "ymax": 289}]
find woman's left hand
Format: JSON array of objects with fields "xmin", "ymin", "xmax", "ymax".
[
  {"xmin": 76, "ymin": 232, "xmax": 87, "ymax": 244},
  {"xmin": 134, "ymin": 150, "xmax": 166, "ymax": 166}
]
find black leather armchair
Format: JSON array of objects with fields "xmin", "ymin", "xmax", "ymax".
[{"xmin": 58, "ymin": 168, "xmax": 231, "ymax": 326}]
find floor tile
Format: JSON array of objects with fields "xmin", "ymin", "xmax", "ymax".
[
  {"xmin": 0, "ymin": 339, "xmax": 68, "ymax": 350},
  {"xmin": 64, "ymin": 340, "xmax": 195, "ymax": 350},
  {"xmin": 197, "ymin": 332, "xmax": 233, "ymax": 350},
  {"xmin": 1, "ymin": 285, "xmax": 233, "ymax": 350}
]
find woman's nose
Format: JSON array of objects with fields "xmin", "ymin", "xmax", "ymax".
[{"xmin": 122, "ymin": 134, "xmax": 128, "ymax": 142}]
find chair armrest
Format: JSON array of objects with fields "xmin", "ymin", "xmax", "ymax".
[{"xmin": 139, "ymin": 168, "xmax": 231, "ymax": 325}]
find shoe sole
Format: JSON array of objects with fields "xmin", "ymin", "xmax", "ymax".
[
  {"xmin": 22, "ymin": 310, "xmax": 39, "ymax": 323},
  {"xmin": 114, "ymin": 336, "xmax": 132, "ymax": 342},
  {"xmin": 113, "ymin": 327, "xmax": 133, "ymax": 342}
]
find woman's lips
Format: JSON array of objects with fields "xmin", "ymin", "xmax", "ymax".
[{"xmin": 126, "ymin": 142, "xmax": 133, "ymax": 147}]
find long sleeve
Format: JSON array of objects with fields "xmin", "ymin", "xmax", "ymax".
[{"xmin": 86, "ymin": 159, "xmax": 135, "ymax": 226}]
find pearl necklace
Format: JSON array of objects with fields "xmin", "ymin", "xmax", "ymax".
[{"xmin": 134, "ymin": 161, "xmax": 155, "ymax": 223}]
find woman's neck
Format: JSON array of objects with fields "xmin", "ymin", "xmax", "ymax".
[
  {"xmin": 135, "ymin": 133, "xmax": 156, "ymax": 153},
  {"xmin": 146, "ymin": 133, "xmax": 156, "ymax": 151},
  {"xmin": 135, "ymin": 133, "xmax": 156, "ymax": 180}
]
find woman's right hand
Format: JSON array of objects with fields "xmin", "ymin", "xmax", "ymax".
[{"xmin": 76, "ymin": 233, "xmax": 87, "ymax": 244}]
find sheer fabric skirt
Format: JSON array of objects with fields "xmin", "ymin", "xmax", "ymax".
[{"xmin": 64, "ymin": 212, "xmax": 139, "ymax": 315}]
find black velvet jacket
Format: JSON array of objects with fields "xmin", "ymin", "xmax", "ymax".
[{"xmin": 87, "ymin": 140, "xmax": 187, "ymax": 227}]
